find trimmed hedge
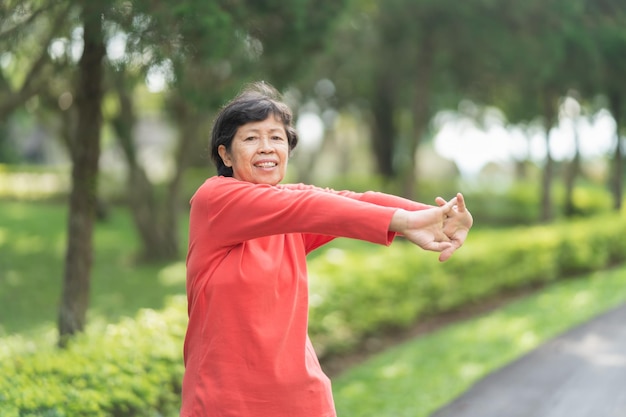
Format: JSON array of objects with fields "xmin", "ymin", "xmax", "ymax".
[
  {"xmin": 0, "ymin": 298, "xmax": 187, "ymax": 417},
  {"xmin": 307, "ymin": 215, "xmax": 626, "ymax": 357},
  {"xmin": 2, "ymin": 215, "xmax": 626, "ymax": 415}
]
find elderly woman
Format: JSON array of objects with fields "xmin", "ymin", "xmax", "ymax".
[{"xmin": 181, "ymin": 82, "xmax": 472, "ymax": 417}]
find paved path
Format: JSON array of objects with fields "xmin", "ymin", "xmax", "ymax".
[{"xmin": 429, "ymin": 303, "xmax": 626, "ymax": 417}]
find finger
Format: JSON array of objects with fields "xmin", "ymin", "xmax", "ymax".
[
  {"xmin": 455, "ymin": 193, "xmax": 466, "ymax": 212},
  {"xmin": 424, "ymin": 241, "xmax": 453, "ymax": 253},
  {"xmin": 452, "ymin": 229, "xmax": 469, "ymax": 246},
  {"xmin": 438, "ymin": 196, "xmax": 457, "ymax": 210},
  {"xmin": 439, "ymin": 247, "xmax": 455, "ymax": 262},
  {"xmin": 441, "ymin": 197, "xmax": 458, "ymax": 217},
  {"xmin": 439, "ymin": 239, "xmax": 462, "ymax": 261}
]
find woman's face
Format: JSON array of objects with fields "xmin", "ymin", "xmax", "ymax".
[{"xmin": 218, "ymin": 115, "xmax": 290, "ymax": 185}]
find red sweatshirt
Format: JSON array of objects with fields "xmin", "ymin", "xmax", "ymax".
[{"xmin": 181, "ymin": 176, "xmax": 430, "ymax": 417}]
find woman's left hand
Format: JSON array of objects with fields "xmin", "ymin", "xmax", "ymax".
[{"xmin": 435, "ymin": 193, "xmax": 473, "ymax": 261}]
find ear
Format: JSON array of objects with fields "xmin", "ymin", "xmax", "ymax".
[{"xmin": 218, "ymin": 145, "xmax": 232, "ymax": 167}]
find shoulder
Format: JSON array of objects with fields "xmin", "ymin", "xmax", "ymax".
[
  {"xmin": 191, "ymin": 176, "xmax": 233, "ymax": 204},
  {"xmin": 191, "ymin": 176, "xmax": 281, "ymax": 204},
  {"xmin": 203, "ymin": 175, "xmax": 236, "ymax": 189},
  {"xmin": 195, "ymin": 176, "xmax": 250, "ymax": 195}
]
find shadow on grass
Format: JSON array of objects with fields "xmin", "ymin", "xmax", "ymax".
[{"xmin": 0, "ymin": 201, "xmax": 187, "ymax": 338}]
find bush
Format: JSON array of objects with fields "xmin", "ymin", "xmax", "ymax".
[
  {"xmin": 463, "ymin": 182, "xmax": 615, "ymax": 227},
  {"xmin": 3, "ymin": 215, "xmax": 626, "ymax": 416},
  {"xmin": 464, "ymin": 182, "xmax": 541, "ymax": 226},
  {"xmin": 0, "ymin": 297, "xmax": 187, "ymax": 417},
  {"xmin": 307, "ymin": 214, "xmax": 626, "ymax": 357}
]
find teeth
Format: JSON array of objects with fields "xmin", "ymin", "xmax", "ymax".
[{"xmin": 256, "ymin": 162, "xmax": 277, "ymax": 168}]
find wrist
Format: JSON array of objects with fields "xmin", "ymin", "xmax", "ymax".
[{"xmin": 389, "ymin": 209, "xmax": 409, "ymax": 233}]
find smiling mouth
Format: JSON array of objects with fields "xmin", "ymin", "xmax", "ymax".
[{"xmin": 255, "ymin": 162, "xmax": 278, "ymax": 168}]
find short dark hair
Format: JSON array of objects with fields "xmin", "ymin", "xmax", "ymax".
[{"xmin": 210, "ymin": 82, "xmax": 299, "ymax": 177}]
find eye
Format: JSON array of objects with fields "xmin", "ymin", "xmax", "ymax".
[
  {"xmin": 272, "ymin": 135, "xmax": 285, "ymax": 141},
  {"xmin": 244, "ymin": 136, "xmax": 257, "ymax": 141}
]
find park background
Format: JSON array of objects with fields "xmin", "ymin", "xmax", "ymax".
[{"xmin": 2, "ymin": 0, "xmax": 626, "ymax": 416}]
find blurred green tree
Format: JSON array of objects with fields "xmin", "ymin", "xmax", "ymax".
[
  {"xmin": 105, "ymin": 0, "xmax": 347, "ymax": 261},
  {"xmin": 3, "ymin": 0, "xmax": 626, "ymax": 344},
  {"xmin": 1, "ymin": 0, "xmax": 102, "ymax": 343},
  {"xmin": 0, "ymin": 1, "xmax": 73, "ymax": 162},
  {"xmin": 302, "ymin": 0, "xmax": 519, "ymax": 199},
  {"xmin": 2, "ymin": 0, "xmax": 348, "ymax": 342},
  {"xmin": 582, "ymin": 0, "xmax": 626, "ymax": 211}
]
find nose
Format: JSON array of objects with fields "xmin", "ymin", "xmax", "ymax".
[{"xmin": 258, "ymin": 136, "xmax": 274, "ymax": 153}]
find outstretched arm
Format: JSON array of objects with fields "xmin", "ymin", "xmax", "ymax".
[{"xmin": 278, "ymin": 183, "xmax": 433, "ymax": 211}]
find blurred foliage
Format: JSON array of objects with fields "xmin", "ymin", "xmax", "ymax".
[
  {"xmin": 1, "ymin": 201, "xmax": 626, "ymax": 415},
  {"xmin": 2, "ymin": 0, "xmax": 626, "ymax": 409},
  {"xmin": 0, "ymin": 164, "xmax": 70, "ymax": 201},
  {"xmin": 332, "ymin": 265, "xmax": 626, "ymax": 417},
  {"xmin": 307, "ymin": 213, "xmax": 626, "ymax": 357},
  {"xmin": 2, "ymin": 0, "xmax": 626, "ymax": 274},
  {"xmin": 0, "ymin": 201, "xmax": 188, "ymax": 337},
  {"xmin": 0, "ymin": 297, "xmax": 187, "ymax": 417},
  {"xmin": 2, "ymin": 0, "xmax": 625, "ymax": 181},
  {"xmin": 465, "ymin": 181, "xmax": 615, "ymax": 226}
]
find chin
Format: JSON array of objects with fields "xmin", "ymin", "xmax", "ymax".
[
  {"xmin": 237, "ymin": 171, "xmax": 285, "ymax": 185},
  {"xmin": 246, "ymin": 177, "xmax": 281, "ymax": 186},
  {"xmin": 266, "ymin": 178, "xmax": 283, "ymax": 186},
  {"xmin": 260, "ymin": 173, "xmax": 285, "ymax": 186}
]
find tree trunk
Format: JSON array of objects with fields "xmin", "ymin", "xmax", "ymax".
[
  {"xmin": 563, "ymin": 121, "xmax": 581, "ymax": 217},
  {"xmin": 111, "ymin": 68, "xmax": 203, "ymax": 263},
  {"xmin": 163, "ymin": 95, "xmax": 204, "ymax": 260},
  {"xmin": 540, "ymin": 90, "xmax": 557, "ymax": 223},
  {"xmin": 609, "ymin": 92, "xmax": 623, "ymax": 211},
  {"xmin": 111, "ymin": 73, "xmax": 173, "ymax": 261},
  {"xmin": 404, "ymin": 35, "xmax": 434, "ymax": 200},
  {"xmin": 370, "ymin": 74, "xmax": 396, "ymax": 178},
  {"xmin": 58, "ymin": 1, "xmax": 105, "ymax": 347}
]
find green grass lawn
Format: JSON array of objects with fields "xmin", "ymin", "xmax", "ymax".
[
  {"xmin": 0, "ymin": 201, "xmax": 188, "ymax": 339},
  {"xmin": 331, "ymin": 265, "xmax": 626, "ymax": 417}
]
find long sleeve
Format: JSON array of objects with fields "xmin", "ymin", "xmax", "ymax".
[
  {"xmin": 192, "ymin": 177, "xmax": 399, "ymax": 249},
  {"xmin": 278, "ymin": 183, "xmax": 433, "ymax": 212},
  {"xmin": 274, "ymin": 184, "xmax": 434, "ymax": 251}
]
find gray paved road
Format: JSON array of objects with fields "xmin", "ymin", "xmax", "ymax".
[{"xmin": 429, "ymin": 303, "xmax": 626, "ymax": 417}]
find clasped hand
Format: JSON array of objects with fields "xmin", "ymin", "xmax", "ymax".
[
  {"xmin": 435, "ymin": 193, "xmax": 473, "ymax": 261},
  {"xmin": 390, "ymin": 193, "xmax": 473, "ymax": 261}
]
